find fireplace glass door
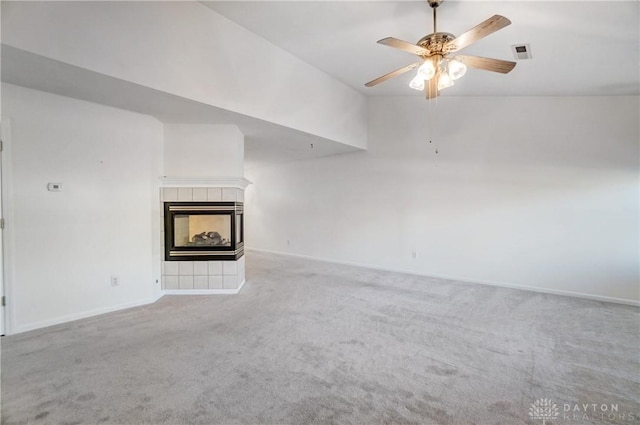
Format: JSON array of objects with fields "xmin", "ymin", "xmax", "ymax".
[
  {"xmin": 174, "ymin": 214, "xmax": 231, "ymax": 247},
  {"xmin": 165, "ymin": 202, "xmax": 244, "ymax": 261}
]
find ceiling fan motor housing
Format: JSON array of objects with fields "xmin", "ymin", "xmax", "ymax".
[{"xmin": 417, "ymin": 32, "xmax": 455, "ymax": 56}]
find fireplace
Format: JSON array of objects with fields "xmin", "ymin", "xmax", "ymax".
[{"xmin": 164, "ymin": 202, "xmax": 244, "ymax": 261}]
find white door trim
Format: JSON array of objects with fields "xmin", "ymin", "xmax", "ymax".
[{"xmin": 1, "ymin": 117, "xmax": 15, "ymax": 335}]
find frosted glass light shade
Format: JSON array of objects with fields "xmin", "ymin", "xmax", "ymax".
[
  {"xmin": 409, "ymin": 74, "xmax": 425, "ymax": 91},
  {"xmin": 417, "ymin": 60, "xmax": 436, "ymax": 80},
  {"xmin": 437, "ymin": 73, "xmax": 454, "ymax": 90},
  {"xmin": 448, "ymin": 58, "xmax": 467, "ymax": 80}
]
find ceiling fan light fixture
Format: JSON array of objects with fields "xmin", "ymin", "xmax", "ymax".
[
  {"xmin": 447, "ymin": 58, "xmax": 467, "ymax": 80},
  {"xmin": 364, "ymin": 2, "xmax": 517, "ymax": 100},
  {"xmin": 417, "ymin": 59, "xmax": 436, "ymax": 81},
  {"xmin": 409, "ymin": 74, "xmax": 425, "ymax": 91},
  {"xmin": 437, "ymin": 72, "xmax": 454, "ymax": 90}
]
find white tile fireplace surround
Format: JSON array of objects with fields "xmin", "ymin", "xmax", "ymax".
[{"xmin": 160, "ymin": 177, "xmax": 250, "ymax": 294}]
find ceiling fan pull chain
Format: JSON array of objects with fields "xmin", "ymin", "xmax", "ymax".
[
  {"xmin": 434, "ymin": 93, "xmax": 439, "ymax": 154},
  {"xmin": 428, "ymin": 95, "xmax": 434, "ymax": 145},
  {"xmin": 428, "ymin": 97, "xmax": 432, "ymax": 143}
]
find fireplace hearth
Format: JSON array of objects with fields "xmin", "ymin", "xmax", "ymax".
[{"xmin": 164, "ymin": 202, "xmax": 244, "ymax": 261}]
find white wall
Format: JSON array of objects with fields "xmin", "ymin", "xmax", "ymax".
[
  {"xmin": 2, "ymin": 84, "xmax": 164, "ymax": 333},
  {"xmin": 1, "ymin": 1, "xmax": 367, "ymax": 150},
  {"xmin": 246, "ymin": 96, "xmax": 640, "ymax": 304},
  {"xmin": 164, "ymin": 124, "xmax": 243, "ymax": 178}
]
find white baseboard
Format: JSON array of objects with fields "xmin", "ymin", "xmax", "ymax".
[
  {"xmin": 163, "ymin": 290, "xmax": 237, "ymax": 295},
  {"xmin": 10, "ymin": 280, "xmax": 249, "ymax": 335},
  {"xmin": 13, "ymin": 292, "xmax": 166, "ymax": 334},
  {"xmin": 246, "ymin": 247, "xmax": 640, "ymax": 307}
]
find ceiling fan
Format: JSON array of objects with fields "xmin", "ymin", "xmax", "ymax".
[{"xmin": 365, "ymin": 0, "xmax": 516, "ymax": 98}]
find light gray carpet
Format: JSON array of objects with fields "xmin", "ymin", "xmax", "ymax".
[{"xmin": 2, "ymin": 251, "xmax": 639, "ymax": 425}]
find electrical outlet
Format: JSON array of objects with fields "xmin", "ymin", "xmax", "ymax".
[
  {"xmin": 412, "ymin": 251, "xmax": 418, "ymax": 259},
  {"xmin": 110, "ymin": 275, "xmax": 119, "ymax": 287},
  {"xmin": 287, "ymin": 239, "xmax": 290, "ymax": 246}
]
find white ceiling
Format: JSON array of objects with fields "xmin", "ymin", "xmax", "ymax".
[{"xmin": 202, "ymin": 1, "xmax": 640, "ymax": 96}]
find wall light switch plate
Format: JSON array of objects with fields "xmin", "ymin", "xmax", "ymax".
[{"xmin": 47, "ymin": 183, "xmax": 63, "ymax": 192}]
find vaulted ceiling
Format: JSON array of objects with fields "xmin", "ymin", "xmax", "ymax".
[
  {"xmin": 2, "ymin": 1, "xmax": 638, "ymax": 168},
  {"xmin": 203, "ymin": 1, "xmax": 639, "ymax": 97}
]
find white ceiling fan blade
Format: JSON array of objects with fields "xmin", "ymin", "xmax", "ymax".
[
  {"xmin": 377, "ymin": 37, "xmax": 430, "ymax": 56},
  {"xmin": 365, "ymin": 62, "xmax": 420, "ymax": 87},
  {"xmin": 426, "ymin": 77, "xmax": 439, "ymax": 99},
  {"xmin": 445, "ymin": 15, "xmax": 511, "ymax": 53},
  {"xmin": 456, "ymin": 55, "xmax": 516, "ymax": 74}
]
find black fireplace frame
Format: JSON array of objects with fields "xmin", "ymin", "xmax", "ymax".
[{"xmin": 164, "ymin": 201, "xmax": 244, "ymax": 261}]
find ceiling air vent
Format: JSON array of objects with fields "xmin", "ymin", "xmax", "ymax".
[{"xmin": 512, "ymin": 43, "xmax": 532, "ymax": 60}]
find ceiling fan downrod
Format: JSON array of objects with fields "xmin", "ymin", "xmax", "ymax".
[
  {"xmin": 428, "ymin": 0, "xmax": 442, "ymax": 35},
  {"xmin": 428, "ymin": 0, "xmax": 444, "ymax": 47}
]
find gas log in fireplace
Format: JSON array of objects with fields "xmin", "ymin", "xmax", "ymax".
[{"xmin": 164, "ymin": 202, "xmax": 244, "ymax": 261}]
